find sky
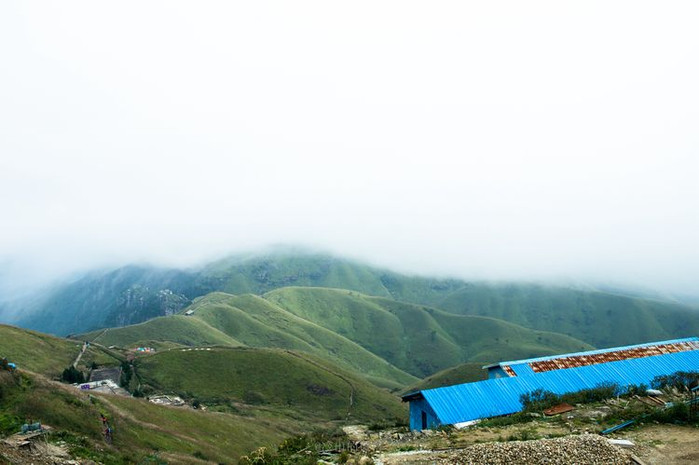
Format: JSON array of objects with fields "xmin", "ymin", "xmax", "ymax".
[{"xmin": 1, "ymin": 1, "xmax": 698, "ymax": 296}]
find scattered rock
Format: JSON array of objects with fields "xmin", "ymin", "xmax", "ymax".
[{"xmin": 436, "ymin": 434, "xmax": 629, "ymax": 464}]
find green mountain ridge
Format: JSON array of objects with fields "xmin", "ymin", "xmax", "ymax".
[
  {"xmin": 436, "ymin": 284, "xmax": 699, "ymax": 347},
  {"xmin": 86, "ymin": 292, "xmax": 418, "ymax": 389},
  {"xmin": 9, "ymin": 252, "xmax": 699, "ymax": 355},
  {"xmin": 264, "ymin": 287, "xmax": 593, "ymax": 377},
  {"xmin": 85, "ymin": 288, "xmax": 593, "ymax": 385}
]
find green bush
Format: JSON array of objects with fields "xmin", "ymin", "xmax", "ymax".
[
  {"xmin": 625, "ymin": 383, "xmax": 648, "ymax": 397},
  {"xmin": 479, "ymin": 412, "xmax": 535, "ymax": 427},
  {"xmin": 520, "ymin": 389, "xmax": 560, "ymax": 412},
  {"xmin": 61, "ymin": 366, "xmax": 85, "ymax": 384},
  {"xmin": 0, "ymin": 413, "xmax": 22, "ymax": 435},
  {"xmin": 520, "ymin": 383, "xmax": 619, "ymax": 413},
  {"xmin": 651, "ymin": 371, "xmax": 699, "ymax": 390},
  {"xmin": 239, "ymin": 431, "xmax": 349, "ymax": 465}
]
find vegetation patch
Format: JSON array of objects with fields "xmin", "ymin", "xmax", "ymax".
[
  {"xmin": 520, "ymin": 383, "xmax": 619, "ymax": 413},
  {"xmin": 239, "ymin": 430, "xmax": 351, "ymax": 465}
]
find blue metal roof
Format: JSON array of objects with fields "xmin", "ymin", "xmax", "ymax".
[
  {"xmin": 419, "ymin": 349, "xmax": 699, "ymax": 425},
  {"xmin": 493, "ymin": 337, "xmax": 699, "ymax": 369}
]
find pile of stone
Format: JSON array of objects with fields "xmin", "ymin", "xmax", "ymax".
[{"xmin": 438, "ymin": 434, "xmax": 630, "ymax": 465}]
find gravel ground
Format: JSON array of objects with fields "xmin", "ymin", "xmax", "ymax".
[{"xmin": 435, "ymin": 434, "xmax": 630, "ymax": 465}]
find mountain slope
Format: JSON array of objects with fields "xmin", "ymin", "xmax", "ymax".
[
  {"xmin": 83, "ymin": 292, "xmax": 418, "ymax": 389},
  {"xmin": 0, "ymin": 324, "xmax": 122, "ymax": 378},
  {"xmin": 85, "ymin": 314, "xmax": 244, "ymax": 349},
  {"xmin": 264, "ymin": 287, "xmax": 593, "ymax": 377},
  {"xmin": 11, "ymin": 252, "xmax": 699, "ymax": 352},
  {"xmin": 405, "ymin": 362, "xmax": 489, "ymax": 393},
  {"xmin": 136, "ymin": 347, "xmax": 406, "ymax": 423},
  {"xmin": 0, "ymin": 369, "xmax": 292, "ymax": 464},
  {"xmin": 435, "ymin": 284, "xmax": 699, "ymax": 347}
]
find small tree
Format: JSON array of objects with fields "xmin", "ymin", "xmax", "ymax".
[{"xmin": 61, "ymin": 366, "xmax": 85, "ymax": 384}]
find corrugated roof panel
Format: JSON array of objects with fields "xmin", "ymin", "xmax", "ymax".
[
  {"xmin": 421, "ymin": 350, "xmax": 699, "ymax": 425},
  {"xmin": 510, "ymin": 363, "xmax": 536, "ymax": 377}
]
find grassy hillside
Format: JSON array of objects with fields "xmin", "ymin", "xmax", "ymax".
[
  {"xmin": 405, "ymin": 362, "xmax": 488, "ymax": 392},
  {"xmin": 84, "ymin": 315, "xmax": 243, "ymax": 349},
  {"xmin": 187, "ymin": 293, "xmax": 416, "ymax": 388},
  {"xmin": 83, "ymin": 293, "xmax": 417, "ymax": 389},
  {"xmin": 0, "ymin": 370, "xmax": 291, "ymax": 464},
  {"xmin": 136, "ymin": 347, "xmax": 406, "ymax": 423},
  {"xmin": 0, "ymin": 324, "xmax": 121, "ymax": 378},
  {"xmin": 14, "ymin": 252, "xmax": 699, "ymax": 354},
  {"xmin": 0, "ymin": 324, "xmax": 79, "ymax": 377},
  {"xmin": 436, "ymin": 284, "xmax": 699, "ymax": 347},
  {"xmin": 264, "ymin": 287, "xmax": 593, "ymax": 377}
]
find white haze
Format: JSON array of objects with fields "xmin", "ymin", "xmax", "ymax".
[{"xmin": 1, "ymin": 1, "xmax": 698, "ymax": 297}]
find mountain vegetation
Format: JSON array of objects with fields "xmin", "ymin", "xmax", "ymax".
[
  {"xmin": 1, "ymin": 252, "xmax": 699, "ymax": 464},
  {"xmin": 0, "ymin": 324, "xmax": 402, "ymax": 463},
  {"xmin": 264, "ymin": 287, "xmax": 592, "ymax": 377},
  {"xmin": 135, "ymin": 347, "xmax": 406, "ymax": 423},
  {"xmin": 12, "ymin": 253, "xmax": 699, "ymax": 356},
  {"xmin": 435, "ymin": 283, "xmax": 699, "ymax": 347},
  {"xmin": 0, "ymin": 369, "xmax": 292, "ymax": 464},
  {"xmin": 0, "ymin": 324, "xmax": 122, "ymax": 379}
]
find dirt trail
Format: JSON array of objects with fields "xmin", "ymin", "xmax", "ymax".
[{"xmin": 71, "ymin": 341, "xmax": 88, "ymax": 368}]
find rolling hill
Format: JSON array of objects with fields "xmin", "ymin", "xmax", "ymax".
[
  {"xmin": 9, "ymin": 251, "xmax": 699, "ymax": 355},
  {"xmin": 434, "ymin": 283, "xmax": 699, "ymax": 347},
  {"xmin": 85, "ymin": 292, "xmax": 418, "ymax": 389},
  {"xmin": 85, "ymin": 288, "xmax": 593, "ymax": 384},
  {"xmin": 135, "ymin": 347, "xmax": 406, "ymax": 423},
  {"xmin": 0, "ymin": 369, "xmax": 293, "ymax": 464},
  {"xmin": 0, "ymin": 324, "xmax": 122, "ymax": 379},
  {"xmin": 0, "ymin": 325, "xmax": 403, "ymax": 463},
  {"xmin": 264, "ymin": 287, "xmax": 593, "ymax": 377}
]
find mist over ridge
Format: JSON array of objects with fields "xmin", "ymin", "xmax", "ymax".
[{"xmin": 1, "ymin": 2, "xmax": 698, "ymax": 300}]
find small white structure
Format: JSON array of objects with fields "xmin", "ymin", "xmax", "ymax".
[
  {"xmin": 184, "ymin": 310, "xmax": 194, "ymax": 316},
  {"xmin": 149, "ymin": 395, "xmax": 186, "ymax": 406},
  {"xmin": 77, "ymin": 379, "xmax": 120, "ymax": 391}
]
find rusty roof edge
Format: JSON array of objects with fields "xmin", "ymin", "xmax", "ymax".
[{"xmin": 495, "ymin": 337, "xmax": 699, "ymax": 368}]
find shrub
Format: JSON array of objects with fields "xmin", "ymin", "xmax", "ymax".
[
  {"xmin": 625, "ymin": 383, "xmax": 648, "ymax": 397},
  {"xmin": 61, "ymin": 366, "xmax": 85, "ymax": 384},
  {"xmin": 519, "ymin": 383, "xmax": 619, "ymax": 413},
  {"xmin": 651, "ymin": 371, "xmax": 699, "ymax": 391},
  {"xmin": 239, "ymin": 430, "xmax": 349, "ymax": 465},
  {"xmin": 564, "ymin": 383, "xmax": 618, "ymax": 404},
  {"xmin": 520, "ymin": 389, "xmax": 560, "ymax": 412}
]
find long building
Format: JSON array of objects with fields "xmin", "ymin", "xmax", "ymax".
[{"xmin": 402, "ymin": 337, "xmax": 699, "ymax": 431}]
